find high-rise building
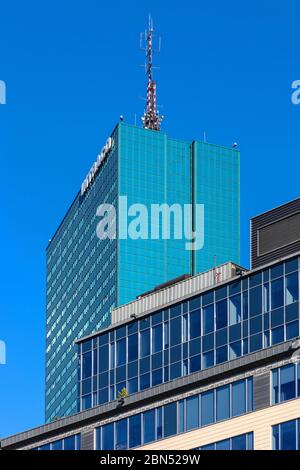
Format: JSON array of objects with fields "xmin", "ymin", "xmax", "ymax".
[
  {"xmin": 3, "ymin": 199, "xmax": 300, "ymax": 451},
  {"xmin": 45, "ymin": 121, "xmax": 240, "ymax": 422}
]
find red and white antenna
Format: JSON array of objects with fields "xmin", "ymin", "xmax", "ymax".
[{"xmin": 141, "ymin": 15, "xmax": 163, "ymax": 131}]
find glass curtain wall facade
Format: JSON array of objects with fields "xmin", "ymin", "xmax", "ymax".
[
  {"xmin": 46, "ymin": 123, "xmax": 240, "ymax": 422},
  {"xmin": 192, "ymin": 141, "xmax": 240, "ymax": 274},
  {"xmin": 95, "ymin": 377, "xmax": 253, "ymax": 450},
  {"xmin": 79, "ymin": 256, "xmax": 299, "ymax": 410},
  {"xmin": 46, "ymin": 126, "xmax": 119, "ymax": 422}
]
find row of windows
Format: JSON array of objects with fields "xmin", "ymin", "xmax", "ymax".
[
  {"xmin": 33, "ymin": 434, "xmax": 81, "ymax": 451},
  {"xmin": 272, "ymin": 363, "xmax": 300, "ymax": 405},
  {"xmin": 273, "ymin": 419, "xmax": 300, "ymax": 450},
  {"xmin": 95, "ymin": 377, "xmax": 253, "ymax": 450},
  {"xmin": 196, "ymin": 432, "xmax": 254, "ymax": 450},
  {"xmin": 79, "ymin": 258, "xmax": 300, "ymax": 410}
]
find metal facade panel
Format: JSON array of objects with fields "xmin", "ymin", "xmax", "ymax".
[
  {"xmin": 251, "ymin": 198, "xmax": 300, "ymax": 269},
  {"xmin": 254, "ymin": 373, "xmax": 270, "ymax": 411},
  {"xmin": 112, "ymin": 263, "xmax": 236, "ymax": 324}
]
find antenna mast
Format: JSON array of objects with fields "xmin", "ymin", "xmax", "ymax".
[{"xmin": 141, "ymin": 16, "xmax": 163, "ymax": 131}]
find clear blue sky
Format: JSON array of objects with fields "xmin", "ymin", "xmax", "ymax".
[{"xmin": 1, "ymin": 0, "xmax": 300, "ymax": 438}]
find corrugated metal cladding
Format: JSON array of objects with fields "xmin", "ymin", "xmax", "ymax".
[
  {"xmin": 81, "ymin": 430, "xmax": 94, "ymax": 450},
  {"xmin": 112, "ymin": 262, "xmax": 239, "ymax": 324},
  {"xmin": 251, "ymin": 198, "xmax": 300, "ymax": 269},
  {"xmin": 253, "ymin": 373, "xmax": 270, "ymax": 411}
]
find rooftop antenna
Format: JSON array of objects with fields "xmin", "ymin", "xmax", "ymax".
[{"xmin": 140, "ymin": 15, "xmax": 163, "ymax": 131}]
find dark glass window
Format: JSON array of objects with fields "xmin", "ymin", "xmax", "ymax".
[
  {"xmin": 82, "ymin": 351, "xmax": 92, "ymax": 379},
  {"xmin": 201, "ymin": 390, "xmax": 214, "ymax": 425},
  {"xmin": 186, "ymin": 395, "xmax": 199, "ymax": 431},
  {"xmin": 128, "ymin": 377, "xmax": 138, "ymax": 394},
  {"xmin": 170, "ymin": 317, "xmax": 182, "ymax": 346},
  {"xmin": 216, "ymin": 345, "xmax": 227, "ymax": 364},
  {"xmin": 202, "ymin": 350, "xmax": 214, "ymax": 369},
  {"xmin": 152, "ymin": 324, "xmax": 163, "ymax": 353},
  {"xmin": 272, "ymin": 424, "xmax": 280, "ymax": 450},
  {"xmin": 250, "ymin": 272, "xmax": 262, "ymax": 287},
  {"xmin": 170, "ymin": 361, "xmax": 182, "ymax": 380},
  {"xmin": 271, "ymin": 278, "xmax": 284, "ymax": 309},
  {"xmin": 216, "ymin": 439, "xmax": 230, "ymax": 450},
  {"xmin": 232, "ymin": 380, "xmax": 246, "ymax": 416},
  {"xmin": 247, "ymin": 377, "xmax": 253, "ymax": 411},
  {"xmin": 250, "ymin": 315, "xmax": 262, "ymax": 335},
  {"xmin": 116, "ymin": 338, "xmax": 126, "ymax": 366},
  {"xmin": 99, "ymin": 333, "xmax": 109, "ymax": 347},
  {"xmin": 286, "ymin": 321, "xmax": 299, "ymax": 340},
  {"xmin": 271, "ymin": 326, "xmax": 284, "ymax": 345},
  {"xmin": 229, "ymin": 281, "xmax": 241, "ymax": 296},
  {"xmin": 128, "ymin": 321, "xmax": 138, "ymax": 335},
  {"xmin": 202, "ymin": 333, "xmax": 214, "ymax": 352},
  {"xmin": 189, "ymin": 338, "xmax": 201, "ymax": 356},
  {"xmin": 178, "ymin": 400, "xmax": 185, "ymax": 433},
  {"xmin": 286, "ymin": 302, "xmax": 299, "ymax": 323},
  {"xmin": 216, "ymin": 385, "xmax": 230, "ymax": 421},
  {"xmin": 129, "ymin": 415, "xmax": 141, "ymax": 448},
  {"xmin": 152, "ymin": 311, "xmax": 163, "ymax": 326},
  {"xmin": 281, "ymin": 420, "xmax": 297, "ymax": 450},
  {"xmin": 170, "ymin": 345, "xmax": 181, "ymax": 363},
  {"xmin": 189, "ymin": 354, "xmax": 201, "ymax": 373},
  {"xmin": 115, "ymin": 418, "xmax": 127, "ymax": 450},
  {"xmin": 216, "ymin": 328, "xmax": 227, "ymax": 347},
  {"xmin": 64, "ymin": 436, "xmax": 76, "ymax": 450},
  {"xmin": 116, "ymin": 326, "xmax": 126, "ymax": 340},
  {"xmin": 272, "ymin": 368, "xmax": 279, "ymax": 404},
  {"xmin": 202, "ymin": 305, "xmax": 214, "ymax": 334},
  {"xmin": 280, "ymin": 364, "xmax": 296, "ymax": 402},
  {"xmin": 190, "ymin": 310, "xmax": 201, "ymax": 339},
  {"xmin": 216, "ymin": 299, "xmax": 228, "ymax": 330},
  {"xmin": 163, "ymin": 322, "xmax": 169, "ymax": 349},
  {"xmin": 231, "ymin": 434, "xmax": 247, "ymax": 450},
  {"xmin": 202, "ymin": 291, "xmax": 214, "ymax": 306},
  {"xmin": 140, "ymin": 373, "xmax": 150, "ymax": 390},
  {"xmin": 215, "ymin": 286, "xmax": 227, "ymax": 301},
  {"xmin": 156, "ymin": 408, "xmax": 163, "ymax": 440},
  {"xmin": 271, "ymin": 263, "xmax": 283, "ymax": 279},
  {"xmin": 229, "ymin": 341, "xmax": 241, "ymax": 359},
  {"xmin": 152, "ymin": 352, "xmax": 162, "ymax": 370},
  {"xmin": 128, "ymin": 334, "xmax": 138, "ymax": 362},
  {"xmin": 143, "ymin": 409, "xmax": 156, "ymax": 444},
  {"xmin": 250, "ymin": 333, "xmax": 262, "ymax": 352},
  {"xmin": 243, "ymin": 291, "xmax": 249, "ymax": 319},
  {"xmin": 249, "ymin": 286, "xmax": 262, "ymax": 317},
  {"xmin": 286, "ymin": 272, "xmax": 299, "ymax": 305},
  {"xmin": 102, "ymin": 423, "xmax": 114, "ymax": 450},
  {"xmin": 271, "ymin": 308, "xmax": 284, "ymax": 328},
  {"xmin": 152, "ymin": 368, "xmax": 163, "ymax": 386},
  {"xmin": 140, "ymin": 330, "xmax": 150, "ymax": 357},
  {"xmin": 52, "ymin": 440, "xmax": 63, "ymax": 450},
  {"xmin": 285, "ymin": 258, "xmax": 298, "ymax": 274},
  {"xmin": 189, "ymin": 296, "xmax": 201, "ymax": 311},
  {"xmin": 170, "ymin": 304, "xmax": 181, "ymax": 318},
  {"xmin": 229, "ymin": 295, "xmax": 241, "ymax": 325},
  {"xmin": 164, "ymin": 402, "xmax": 177, "ymax": 438}
]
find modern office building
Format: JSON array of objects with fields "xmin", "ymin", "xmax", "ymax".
[
  {"xmin": 45, "ymin": 122, "xmax": 240, "ymax": 422},
  {"xmin": 2, "ymin": 199, "xmax": 300, "ymax": 451}
]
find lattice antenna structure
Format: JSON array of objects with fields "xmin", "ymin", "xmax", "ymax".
[{"xmin": 140, "ymin": 15, "xmax": 164, "ymax": 131}]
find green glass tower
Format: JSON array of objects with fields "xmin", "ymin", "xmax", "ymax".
[{"xmin": 45, "ymin": 122, "xmax": 240, "ymax": 422}]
